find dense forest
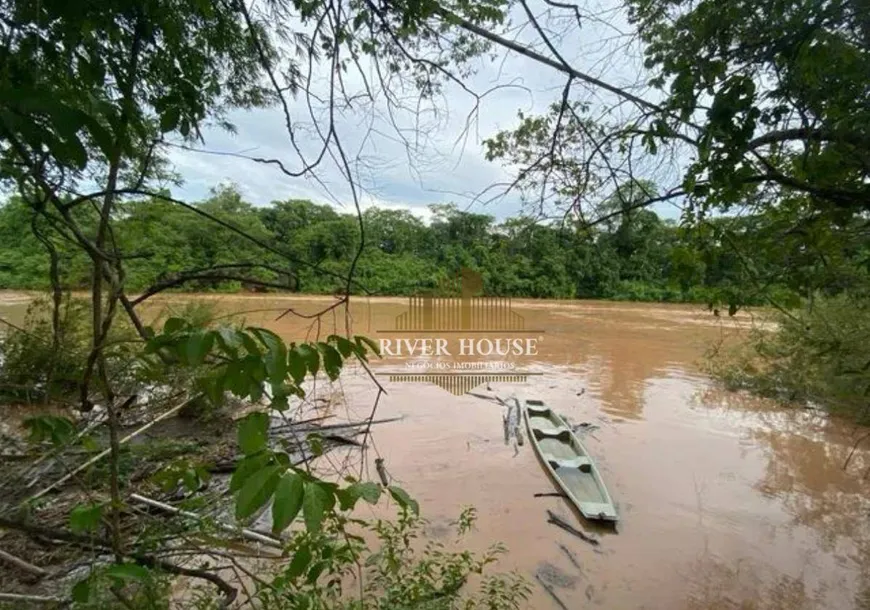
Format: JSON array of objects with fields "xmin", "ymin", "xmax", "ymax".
[{"xmin": 0, "ymin": 184, "xmax": 800, "ymax": 306}]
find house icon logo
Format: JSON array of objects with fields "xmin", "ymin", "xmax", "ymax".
[{"xmin": 374, "ymin": 268, "xmax": 542, "ymax": 395}]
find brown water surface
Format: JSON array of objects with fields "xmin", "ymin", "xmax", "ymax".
[{"xmin": 2, "ymin": 292, "xmax": 868, "ymax": 609}]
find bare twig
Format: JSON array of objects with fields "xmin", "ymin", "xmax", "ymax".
[
  {"xmin": 0, "ymin": 517, "xmax": 238, "ymax": 608},
  {"xmin": 557, "ymin": 543, "xmax": 582, "ymax": 572},
  {"xmin": 26, "ymin": 395, "xmax": 196, "ymax": 503},
  {"xmin": 0, "ymin": 592, "xmax": 64, "ymax": 604},
  {"xmin": 129, "ymin": 494, "xmax": 283, "ymax": 549},
  {"xmin": 843, "ymin": 430, "xmax": 870, "ymax": 471}
]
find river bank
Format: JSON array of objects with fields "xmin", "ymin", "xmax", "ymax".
[{"xmin": 0, "ymin": 292, "xmax": 865, "ymax": 608}]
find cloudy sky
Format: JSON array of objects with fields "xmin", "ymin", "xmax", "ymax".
[{"xmin": 166, "ymin": 1, "xmax": 682, "ymax": 223}]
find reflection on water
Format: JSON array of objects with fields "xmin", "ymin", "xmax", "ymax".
[{"xmin": 2, "ymin": 293, "xmax": 869, "ymax": 608}]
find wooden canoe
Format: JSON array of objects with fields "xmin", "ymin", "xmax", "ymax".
[{"xmin": 523, "ymin": 399, "xmax": 618, "ymax": 522}]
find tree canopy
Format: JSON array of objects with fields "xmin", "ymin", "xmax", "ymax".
[{"xmin": 0, "ymin": 185, "xmax": 831, "ymax": 307}]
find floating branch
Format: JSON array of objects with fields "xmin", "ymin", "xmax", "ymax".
[
  {"xmin": 275, "ymin": 415, "xmax": 404, "ymax": 434},
  {"xmin": 546, "ymin": 509, "xmax": 599, "ymax": 546},
  {"xmin": 321, "ymin": 433, "xmax": 365, "ymax": 447},
  {"xmin": 468, "ymin": 391, "xmax": 506, "ymax": 405},
  {"xmin": 558, "ymin": 543, "xmax": 583, "ymax": 572}
]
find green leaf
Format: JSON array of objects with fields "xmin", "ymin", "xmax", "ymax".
[
  {"xmin": 241, "ymin": 332, "xmax": 262, "ymax": 357},
  {"xmin": 302, "ymin": 481, "xmax": 335, "ymax": 532},
  {"xmin": 105, "ymin": 563, "xmax": 150, "ymax": 581},
  {"xmin": 72, "ymin": 579, "xmax": 91, "ymax": 603},
  {"xmin": 237, "ymin": 412, "xmax": 269, "ymax": 455},
  {"xmin": 286, "ymin": 349, "xmax": 307, "ymax": 385},
  {"xmin": 230, "ymin": 453, "xmax": 270, "ymax": 493},
  {"xmin": 328, "ymin": 334, "xmax": 355, "ymax": 358},
  {"xmin": 272, "ymin": 472, "xmax": 305, "ymax": 533},
  {"xmin": 163, "ymin": 317, "xmax": 187, "ymax": 335},
  {"xmin": 80, "ymin": 114, "xmax": 114, "ymax": 158},
  {"xmin": 182, "ymin": 468, "xmax": 200, "ymax": 491},
  {"xmin": 235, "ymin": 464, "xmax": 282, "ymax": 520},
  {"xmin": 352, "ymin": 481, "xmax": 382, "ymax": 505},
  {"xmin": 265, "ymin": 340, "xmax": 288, "ymax": 387},
  {"xmin": 287, "ymin": 545, "xmax": 312, "ymax": 579},
  {"xmin": 81, "ymin": 435, "xmax": 100, "ymax": 453},
  {"xmin": 318, "ymin": 342, "xmax": 343, "ymax": 381},
  {"xmin": 184, "ymin": 332, "xmax": 214, "ymax": 366},
  {"xmin": 296, "ymin": 344, "xmax": 320, "ymax": 377},
  {"xmin": 307, "ymin": 433, "xmax": 324, "ymax": 457},
  {"xmin": 69, "ymin": 502, "xmax": 102, "ymax": 533},
  {"xmin": 159, "ymin": 106, "xmax": 180, "ymax": 133},
  {"xmin": 201, "ymin": 373, "xmax": 225, "ymax": 406},
  {"xmin": 271, "ymin": 390, "xmax": 290, "ymax": 412},
  {"xmin": 249, "ymin": 327, "xmax": 283, "ymax": 349},
  {"xmin": 348, "ymin": 335, "xmax": 379, "ymax": 362},
  {"xmin": 224, "ymin": 361, "xmax": 248, "ymax": 396},
  {"xmin": 54, "ymin": 134, "xmax": 88, "ymax": 169},
  {"xmin": 336, "ymin": 481, "xmax": 382, "ymax": 511},
  {"xmin": 215, "ymin": 327, "xmax": 241, "ymax": 357},
  {"xmin": 23, "ymin": 415, "xmax": 75, "ymax": 445},
  {"xmin": 388, "ymin": 485, "xmax": 419, "ymax": 515},
  {"xmin": 307, "ymin": 560, "xmax": 328, "ymax": 584},
  {"xmin": 355, "ymin": 336, "xmax": 380, "ymax": 358}
]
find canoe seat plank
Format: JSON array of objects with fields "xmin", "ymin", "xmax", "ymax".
[
  {"xmin": 547, "ymin": 456, "xmax": 592, "ymax": 469},
  {"xmin": 579, "ymin": 501, "xmax": 618, "ymax": 519},
  {"xmin": 532, "ymin": 425, "xmax": 573, "ymax": 436}
]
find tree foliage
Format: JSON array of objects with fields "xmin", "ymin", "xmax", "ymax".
[
  {"xmin": 0, "ymin": 0, "xmax": 533, "ymax": 607},
  {"xmin": 1, "ymin": 187, "xmax": 797, "ymax": 305}
]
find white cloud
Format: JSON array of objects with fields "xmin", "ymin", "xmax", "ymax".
[{"xmin": 165, "ymin": 0, "xmax": 683, "ymax": 222}]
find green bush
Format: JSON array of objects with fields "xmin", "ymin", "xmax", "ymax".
[
  {"xmin": 707, "ymin": 293, "xmax": 870, "ymax": 422},
  {"xmin": 0, "ymin": 295, "xmax": 139, "ymax": 404},
  {"xmin": 247, "ymin": 505, "xmax": 530, "ymax": 610},
  {"xmin": 0, "ymin": 296, "xmax": 93, "ymax": 403}
]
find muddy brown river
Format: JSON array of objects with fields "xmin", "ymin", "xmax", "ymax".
[{"xmin": 2, "ymin": 293, "xmax": 869, "ymax": 609}]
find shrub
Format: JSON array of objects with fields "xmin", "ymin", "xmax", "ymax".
[
  {"xmin": 0, "ymin": 295, "xmax": 139, "ymax": 404},
  {"xmin": 253, "ymin": 505, "xmax": 530, "ymax": 610},
  {"xmin": 706, "ymin": 293, "xmax": 870, "ymax": 422}
]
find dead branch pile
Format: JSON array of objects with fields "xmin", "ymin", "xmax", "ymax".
[{"xmin": 0, "ymin": 396, "xmax": 399, "ymax": 602}]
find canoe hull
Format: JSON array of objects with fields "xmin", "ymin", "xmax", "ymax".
[{"xmin": 523, "ymin": 399, "xmax": 618, "ymax": 522}]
